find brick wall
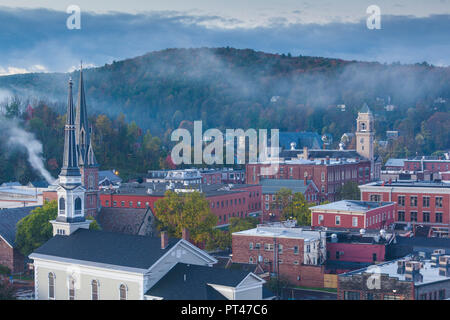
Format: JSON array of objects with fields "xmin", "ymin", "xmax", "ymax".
[{"xmin": 0, "ymin": 237, "xmax": 24, "ymax": 274}]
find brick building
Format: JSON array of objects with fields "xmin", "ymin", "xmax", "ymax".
[
  {"xmin": 232, "ymin": 223, "xmax": 327, "ymax": 287},
  {"xmin": 360, "ymin": 181, "xmax": 450, "ymax": 237},
  {"xmin": 246, "ymin": 158, "xmax": 371, "ymax": 202},
  {"xmin": 338, "ymin": 254, "xmax": 450, "ymax": 300},
  {"xmin": 260, "ymin": 178, "xmax": 319, "ymax": 222},
  {"xmin": 99, "ymin": 182, "xmax": 262, "ymax": 227},
  {"xmin": 310, "ymin": 200, "xmax": 396, "ymax": 230}
]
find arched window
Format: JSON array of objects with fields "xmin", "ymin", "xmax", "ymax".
[
  {"xmin": 91, "ymin": 280, "xmax": 99, "ymax": 300},
  {"xmin": 88, "ymin": 175, "xmax": 95, "ymax": 190},
  {"xmin": 361, "ymin": 122, "xmax": 366, "ymax": 131},
  {"xmin": 48, "ymin": 273, "xmax": 55, "ymax": 299},
  {"xmin": 74, "ymin": 197, "xmax": 82, "ymax": 215},
  {"xmin": 59, "ymin": 197, "xmax": 65, "ymax": 215},
  {"xmin": 119, "ymin": 284, "xmax": 127, "ymax": 300},
  {"xmin": 69, "ymin": 277, "xmax": 75, "ymax": 300}
]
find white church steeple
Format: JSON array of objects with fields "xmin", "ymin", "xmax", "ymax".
[{"xmin": 51, "ymin": 77, "xmax": 91, "ymax": 236}]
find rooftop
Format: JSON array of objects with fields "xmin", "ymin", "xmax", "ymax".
[
  {"xmin": 31, "ymin": 229, "xmax": 179, "ymax": 270},
  {"xmin": 233, "ymin": 224, "xmax": 324, "ymax": 241},
  {"xmin": 364, "ymin": 180, "xmax": 450, "ymax": 189},
  {"xmin": 0, "ymin": 206, "xmax": 39, "ymax": 246},
  {"xmin": 343, "ymin": 256, "xmax": 450, "ymax": 286},
  {"xmin": 145, "ymin": 263, "xmax": 257, "ymax": 299},
  {"xmin": 310, "ymin": 200, "xmax": 394, "ymax": 212},
  {"xmin": 260, "ymin": 178, "xmax": 314, "ymax": 195}
]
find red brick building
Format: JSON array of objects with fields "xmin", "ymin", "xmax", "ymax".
[
  {"xmin": 99, "ymin": 183, "xmax": 262, "ymax": 227},
  {"xmin": 232, "ymin": 223, "xmax": 326, "ymax": 287},
  {"xmin": 360, "ymin": 181, "xmax": 450, "ymax": 237},
  {"xmin": 310, "ymin": 200, "xmax": 396, "ymax": 230},
  {"xmin": 403, "ymin": 159, "xmax": 450, "ymax": 174},
  {"xmin": 246, "ymin": 158, "xmax": 371, "ymax": 202},
  {"xmin": 260, "ymin": 178, "xmax": 319, "ymax": 222}
]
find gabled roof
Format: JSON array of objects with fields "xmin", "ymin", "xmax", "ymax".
[
  {"xmin": 98, "ymin": 170, "xmax": 122, "ymax": 183},
  {"xmin": 0, "ymin": 206, "xmax": 39, "ymax": 247},
  {"xmin": 145, "ymin": 263, "xmax": 261, "ymax": 300},
  {"xmin": 30, "ymin": 229, "xmax": 179, "ymax": 270}
]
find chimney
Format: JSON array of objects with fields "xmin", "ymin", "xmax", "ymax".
[
  {"xmin": 182, "ymin": 228, "xmax": 190, "ymax": 242},
  {"xmin": 303, "ymin": 147, "xmax": 308, "ymax": 159},
  {"xmin": 161, "ymin": 231, "xmax": 169, "ymax": 249}
]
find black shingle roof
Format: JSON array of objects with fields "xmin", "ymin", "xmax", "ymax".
[
  {"xmin": 0, "ymin": 206, "xmax": 39, "ymax": 246},
  {"xmin": 145, "ymin": 263, "xmax": 254, "ymax": 299},
  {"xmin": 32, "ymin": 229, "xmax": 178, "ymax": 270}
]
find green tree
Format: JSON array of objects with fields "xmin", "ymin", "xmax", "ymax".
[
  {"xmin": 15, "ymin": 201, "xmax": 57, "ymax": 256},
  {"xmin": 335, "ymin": 181, "xmax": 361, "ymax": 200},
  {"xmin": 154, "ymin": 191, "xmax": 217, "ymax": 243}
]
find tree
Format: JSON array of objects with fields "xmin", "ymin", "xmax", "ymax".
[
  {"xmin": 205, "ymin": 216, "xmax": 259, "ymax": 251},
  {"xmin": 286, "ymin": 192, "xmax": 313, "ymax": 226},
  {"xmin": 0, "ymin": 279, "xmax": 15, "ymax": 300},
  {"xmin": 16, "ymin": 201, "xmax": 102, "ymax": 256},
  {"xmin": 272, "ymin": 188, "xmax": 293, "ymax": 215},
  {"xmin": 154, "ymin": 191, "xmax": 218, "ymax": 243},
  {"xmin": 15, "ymin": 201, "xmax": 57, "ymax": 256},
  {"xmin": 335, "ymin": 181, "xmax": 361, "ymax": 200}
]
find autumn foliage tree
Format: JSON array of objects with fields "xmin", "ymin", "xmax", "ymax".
[{"xmin": 154, "ymin": 191, "xmax": 217, "ymax": 243}]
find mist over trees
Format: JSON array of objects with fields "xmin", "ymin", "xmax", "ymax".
[{"xmin": 0, "ymin": 47, "xmax": 449, "ymax": 183}]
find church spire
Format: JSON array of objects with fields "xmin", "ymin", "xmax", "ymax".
[
  {"xmin": 75, "ymin": 64, "xmax": 89, "ymax": 165},
  {"xmin": 60, "ymin": 77, "xmax": 81, "ymax": 178}
]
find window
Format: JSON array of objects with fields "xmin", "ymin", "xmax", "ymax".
[
  {"xmin": 336, "ymin": 251, "xmax": 340, "ymax": 259},
  {"xmin": 48, "ymin": 273, "xmax": 55, "ymax": 299},
  {"xmin": 255, "ymin": 243, "xmax": 261, "ymax": 249},
  {"xmin": 59, "ymin": 197, "xmax": 65, "ymax": 214},
  {"xmin": 293, "ymin": 260, "xmax": 299, "ymax": 265},
  {"xmin": 410, "ymin": 196, "xmax": 418, "ymax": 207},
  {"xmin": 423, "ymin": 196, "xmax": 430, "ymax": 208},
  {"xmin": 352, "ymin": 217, "xmax": 358, "ymax": 227},
  {"xmin": 105, "ymin": 200, "xmax": 109, "ymax": 207},
  {"xmin": 436, "ymin": 212, "xmax": 443, "ymax": 223},
  {"xmin": 113, "ymin": 201, "xmax": 117, "ymax": 207},
  {"xmin": 366, "ymin": 293, "xmax": 374, "ymax": 300},
  {"xmin": 410, "ymin": 211, "xmax": 418, "ymax": 222},
  {"xmin": 137, "ymin": 201, "xmax": 141, "ymax": 207},
  {"xmin": 278, "ymin": 244, "xmax": 283, "ymax": 254},
  {"xmin": 436, "ymin": 197, "xmax": 443, "ymax": 208},
  {"xmin": 383, "ymin": 295, "xmax": 401, "ymax": 300},
  {"xmin": 306, "ymin": 245, "xmax": 310, "ymax": 253},
  {"xmin": 119, "ymin": 284, "xmax": 127, "ymax": 300},
  {"xmin": 344, "ymin": 291, "xmax": 360, "ymax": 300},
  {"xmin": 74, "ymin": 197, "xmax": 82, "ymax": 215},
  {"xmin": 372, "ymin": 253, "xmax": 377, "ymax": 262},
  {"xmin": 69, "ymin": 277, "xmax": 75, "ymax": 300},
  {"xmin": 318, "ymin": 215, "xmax": 324, "ymax": 224},
  {"xmin": 265, "ymin": 195, "xmax": 269, "ymax": 201},
  {"xmin": 321, "ymin": 172, "xmax": 325, "ymax": 182},
  {"xmin": 121, "ymin": 201, "xmax": 125, "ymax": 207},
  {"xmin": 91, "ymin": 280, "xmax": 99, "ymax": 300},
  {"xmin": 264, "ymin": 243, "xmax": 274, "ymax": 251},
  {"xmin": 370, "ymin": 194, "xmax": 381, "ymax": 202},
  {"xmin": 423, "ymin": 212, "xmax": 430, "ymax": 222},
  {"xmin": 249, "ymin": 242, "xmax": 253, "ymax": 250},
  {"xmin": 335, "ymin": 216, "xmax": 341, "ymax": 226},
  {"xmin": 249, "ymin": 257, "xmax": 254, "ymax": 264},
  {"xmin": 398, "ymin": 211, "xmax": 405, "ymax": 221},
  {"xmin": 439, "ymin": 289, "xmax": 445, "ymax": 300},
  {"xmin": 293, "ymin": 246, "xmax": 299, "ymax": 254}
]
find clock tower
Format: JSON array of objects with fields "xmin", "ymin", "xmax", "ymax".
[{"xmin": 356, "ymin": 103, "xmax": 375, "ymax": 178}]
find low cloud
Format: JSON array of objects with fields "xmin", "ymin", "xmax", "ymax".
[{"xmin": 0, "ymin": 7, "xmax": 449, "ymax": 75}]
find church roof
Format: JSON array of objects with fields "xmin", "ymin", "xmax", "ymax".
[
  {"xmin": 31, "ymin": 229, "xmax": 178, "ymax": 270},
  {"xmin": 0, "ymin": 206, "xmax": 39, "ymax": 247},
  {"xmin": 145, "ymin": 263, "xmax": 255, "ymax": 299}
]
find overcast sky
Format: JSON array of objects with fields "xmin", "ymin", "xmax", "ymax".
[{"xmin": 0, "ymin": 0, "xmax": 449, "ymax": 75}]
